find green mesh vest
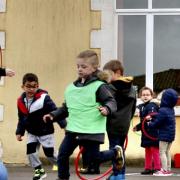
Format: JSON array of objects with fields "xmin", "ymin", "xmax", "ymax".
[{"xmin": 65, "ymin": 80, "xmax": 106, "ymax": 133}]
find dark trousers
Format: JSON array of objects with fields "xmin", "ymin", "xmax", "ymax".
[
  {"xmin": 108, "ymin": 133, "xmax": 126, "ymax": 176},
  {"xmin": 81, "ymin": 142, "xmax": 100, "ymax": 170},
  {"xmin": 57, "ymin": 132, "xmax": 116, "ymax": 179}
]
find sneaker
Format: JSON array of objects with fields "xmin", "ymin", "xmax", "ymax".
[
  {"xmin": 33, "ymin": 168, "xmax": 47, "ymax": 180},
  {"xmin": 114, "ymin": 145, "xmax": 124, "ymax": 170},
  {"xmin": 52, "ymin": 165, "xmax": 58, "ymax": 171},
  {"xmin": 141, "ymin": 169, "xmax": 153, "ymax": 175},
  {"xmin": 106, "ymin": 173, "xmax": 125, "ymax": 180},
  {"xmin": 153, "ymin": 169, "xmax": 172, "ymax": 176},
  {"xmin": 166, "ymin": 171, "xmax": 173, "ymax": 176}
]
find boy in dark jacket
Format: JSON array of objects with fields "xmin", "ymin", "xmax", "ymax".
[
  {"xmin": 103, "ymin": 60, "xmax": 137, "ymax": 180},
  {"xmin": 16, "ymin": 73, "xmax": 64, "ymax": 180},
  {"xmin": 148, "ymin": 88, "xmax": 178, "ymax": 176}
]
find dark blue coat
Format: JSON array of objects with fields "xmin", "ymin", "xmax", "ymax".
[
  {"xmin": 136, "ymin": 101, "xmax": 159, "ymax": 148},
  {"xmin": 149, "ymin": 89, "xmax": 178, "ymax": 142}
]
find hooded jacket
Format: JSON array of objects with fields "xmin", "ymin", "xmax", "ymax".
[
  {"xmin": 16, "ymin": 89, "xmax": 57, "ymax": 136},
  {"xmin": 106, "ymin": 76, "xmax": 137, "ymax": 136},
  {"xmin": 148, "ymin": 88, "xmax": 178, "ymax": 142}
]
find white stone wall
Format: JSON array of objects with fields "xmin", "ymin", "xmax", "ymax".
[{"xmin": 90, "ymin": 0, "xmax": 117, "ymax": 68}]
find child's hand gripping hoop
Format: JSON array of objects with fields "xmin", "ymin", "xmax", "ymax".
[{"xmin": 142, "ymin": 112, "xmax": 158, "ymax": 141}]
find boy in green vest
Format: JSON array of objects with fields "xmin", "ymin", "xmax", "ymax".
[{"xmin": 43, "ymin": 50, "xmax": 124, "ymax": 180}]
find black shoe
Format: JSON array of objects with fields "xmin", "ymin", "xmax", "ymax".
[
  {"xmin": 56, "ymin": 177, "xmax": 69, "ymax": 180},
  {"xmin": 78, "ymin": 167, "xmax": 89, "ymax": 173},
  {"xmin": 79, "ymin": 167, "xmax": 100, "ymax": 174},
  {"xmin": 141, "ymin": 169, "xmax": 153, "ymax": 175},
  {"xmin": 152, "ymin": 169, "xmax": 160, "ymax": 174}
]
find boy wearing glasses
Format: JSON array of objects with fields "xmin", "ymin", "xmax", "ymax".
[{"xmin": 15, "ymin": 73, "xmax": 65, "ymax": 180}]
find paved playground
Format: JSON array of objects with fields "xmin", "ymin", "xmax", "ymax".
[{"xmin": 7, "ymin": 165, "xmax": 180, "ymax": 180}]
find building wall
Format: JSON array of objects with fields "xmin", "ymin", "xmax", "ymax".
[
  {"xmin": 0, "ymin": 0, "xmax": 179, "ymax": 165},
  {"xmin": 0, "ymin": 0, "xmax": 100, "ymax": 163}
]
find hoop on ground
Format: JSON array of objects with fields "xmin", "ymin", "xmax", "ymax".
[
  {"xmin": 75, "ymin": 136, "xmax": 128, "ymax": 180},
  {"xmin": 75, "ymin": 147, "xmax": 112, "ymax": 180}
]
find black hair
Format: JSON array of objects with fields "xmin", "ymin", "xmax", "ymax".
[{"xmin": 22, "ymin": 73, "xmax": 38, "ymax": 85}]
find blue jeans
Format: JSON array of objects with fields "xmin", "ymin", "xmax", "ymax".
[
  {"xmin": 0, "ymin": 161, "xmax": 8, "ymax": 180},
  {"xmin": 57, "ymin": 132, "xmax": 116, "ymax": 179},
  {"xmin": 108, "ymin": 133, "xmax": 126, "ymax": 176}
]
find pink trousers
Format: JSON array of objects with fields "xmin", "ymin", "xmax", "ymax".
[{"xmin": 145, "ymin": 146, "xmax": 161, "ymax": 170}]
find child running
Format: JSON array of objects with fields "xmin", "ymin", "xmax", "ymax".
[
  {"xmin": 103, "ymin": 60, "xmax": 137, "ymax": 180},
  {"xmin": 147, "ymin": 88, "xmax": 178, "ymax": 176},
  {"xmin": 16, "ymin": 73, "xmax": 62, "ymax": 180},
  {"xmin": 133, "ymin": 86, "xmax": 161, "ymax": 175},
  {"xmin": 43, "ymin": 50, "xmax": 124, "ymax": 180}
]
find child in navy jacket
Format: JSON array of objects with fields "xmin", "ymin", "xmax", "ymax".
[
  {"xmin": 148, "ymin": 88, "xmax": 178, "ymax": 176},
  {"xmin": 133, "ymin": 86, "xmax": 161, "ymax": 175}
]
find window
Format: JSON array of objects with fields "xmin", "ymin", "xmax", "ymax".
[
  {"xmin": 116, "ymin": 0, "xmax": 148, "ymax": 9},
  {"xmin": 0, "ymin": 0, "xmax": 6, "ymax": 12},
  {"xmin": 154, "ymin": 15, "xmax": 180, "ymax": 73},
  {"xmin": 116, "ymin": 0, "xmax": 180, "ymax": 91},
  {"xmin": 152, "ymin": 0, "xmax": 180, "ymax": 9},
  {"xmin": 118, "ymin": 16, "xmax": 146, "ymax": 76}
]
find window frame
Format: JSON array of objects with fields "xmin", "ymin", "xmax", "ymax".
[{"xmin": 115, "ymin": 0, "xmax": 180, "ymax": 90}]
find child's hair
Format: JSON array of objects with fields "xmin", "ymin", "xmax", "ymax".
[
  {"xmin": 139, "ymin": 86, "xmax": 154, "ymax": 97},
  {"xmin": 157, "ymin": 90, "xmax": 164, "ymax": 101},
  {"xmin": 97, "ymin": 70, "xmax": 114, "ymax": 83},
  {"xmin": 22, "ymin": 73, "xmax": 38, "ymax": 85},
  {"xmin": 103, "ymin": 60, "xmax": 124, "ymax": 75},
  {"xmin": 77, "ymin": 50, "xmax": 99, "ymax": 69}
]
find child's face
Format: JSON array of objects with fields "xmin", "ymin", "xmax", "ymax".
[
  {"xmin": 76, "ymin": 58, "xmax": 96, "ymax": 79},
  {"xmin": 22, "ymin": 81, "xmax": 39, "ymax": 99},
  {"xmin": 140, "ymin": 89, "xmax": 153, "ymax": 103}
]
